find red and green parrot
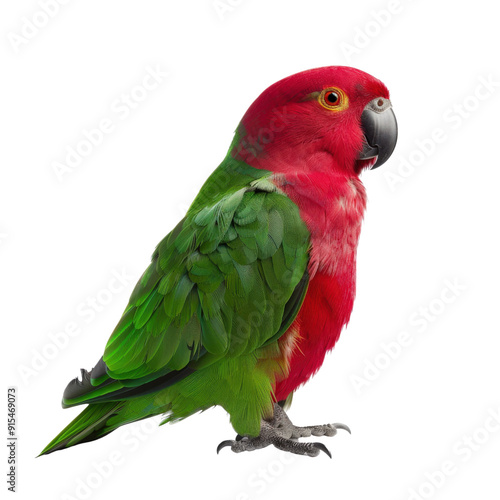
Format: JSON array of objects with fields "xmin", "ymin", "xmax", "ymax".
[{"xmin": 40, "ymin": 66, "xmax": 397, "ymax": 458}]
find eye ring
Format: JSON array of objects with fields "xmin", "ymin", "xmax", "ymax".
[{"xmin": 319, "ymin": 87, "xmax": 348, "ymax": 111}]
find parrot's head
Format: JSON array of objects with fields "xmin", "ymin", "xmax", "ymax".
[{"xmin": 233, "ymin": 66, "xmax": 398, "ymax": 174}]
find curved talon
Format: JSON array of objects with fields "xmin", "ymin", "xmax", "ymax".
[
  {"xmin": 333, "ymin": 423, "xmax": 351, "ymax": 434},
  {"xmin": 235, "ymin": 434, "xmax": 243, "ymax": 441},
  {"xmin": 216, "ymin": 440, "xmax": 234, "ymax": 454},
  {"xmin": 313, "ymin": 442, "xmax": 332, "ymax": 459}
]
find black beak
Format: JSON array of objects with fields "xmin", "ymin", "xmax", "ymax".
[{"xmin": 358, "ymin": 97, "xmax": 398, "ymax": 169}]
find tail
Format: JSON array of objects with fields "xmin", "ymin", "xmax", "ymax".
[{"xmin": 38, "ymin": 401, "xmax": 126, "ymax": 456}]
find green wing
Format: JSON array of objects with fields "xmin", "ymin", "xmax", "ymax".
[{"xmin": 62, "ymin": 169, "xmax": 310, "ymax": 408}]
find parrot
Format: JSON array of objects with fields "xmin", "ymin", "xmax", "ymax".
[{"xmin": 40, "ymin": 66, "xmax": 397, "ymax": 458}]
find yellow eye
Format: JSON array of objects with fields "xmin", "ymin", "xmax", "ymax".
[{"xmin": 319, "ymin": 87, "xmax": 348, "ymax": 112}]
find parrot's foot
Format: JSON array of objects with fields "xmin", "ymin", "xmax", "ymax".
[{"xmin": 217, "ymin": 403, "xmax": 350, "ymax": 458}]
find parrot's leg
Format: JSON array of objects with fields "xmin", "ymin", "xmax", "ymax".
[{"xmin": 217, "ymin": 403, "xmax": 350, "ymax": 458}]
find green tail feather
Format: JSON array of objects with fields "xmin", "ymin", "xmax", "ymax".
[{"xmin": 38, "ymin": 402, "xmax": 124, "ymax": 456}]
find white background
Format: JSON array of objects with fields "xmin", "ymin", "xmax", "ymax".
[{"xmin": 2, "ymin": 1, "xmax": 500, "ymax": 499}]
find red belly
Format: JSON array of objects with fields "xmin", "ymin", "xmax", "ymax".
[{"xmin": 273, "ymin": 270, "xmax": 355, "ymax": 401}]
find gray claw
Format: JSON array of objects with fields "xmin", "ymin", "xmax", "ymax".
[
  {"xmin": 333, "ymin": 423, "xmax": 351, "ymax": 434},
  {"xmin": 216, "ymin": 440, "xmax": 234, "ymax": 454},
  {"xmin": 313, "ymin": 442, "xmax": 332, "ymax": 459}
]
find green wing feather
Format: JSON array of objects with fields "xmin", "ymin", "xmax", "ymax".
[{"xmin": 62, "ymin": 156, "xmax": 310, "ymax": 409}]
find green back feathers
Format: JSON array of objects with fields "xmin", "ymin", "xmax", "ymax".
[{"xmin": 62, "ymin": 150, "xmax": 310, "ymax": 408}]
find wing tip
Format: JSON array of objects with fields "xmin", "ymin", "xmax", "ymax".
[{"xmin": 62, "ymin": 358, "xmax": 109, "ymax": 407}]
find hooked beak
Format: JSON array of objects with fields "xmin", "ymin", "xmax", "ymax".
[{"xmin": 358, "ymin": 97, "xmax": 398, "ymax": 169}]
